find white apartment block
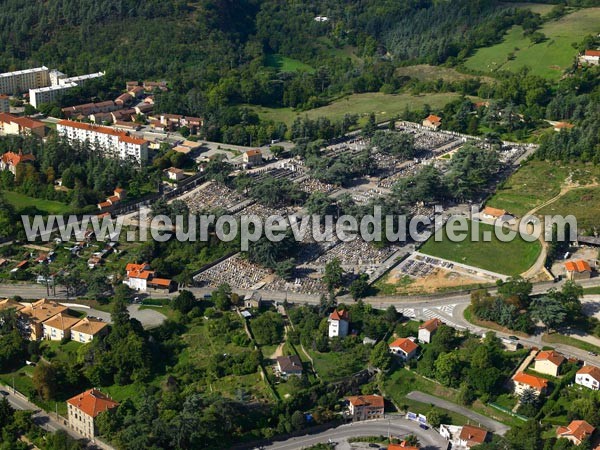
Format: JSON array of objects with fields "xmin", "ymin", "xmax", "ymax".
[
  {"xmin": 0, "ymin": 67, "xmax": 50, "ymax": 95},
  {"xmin": 30, "ymin": 71, "xmax": 105, "ymax": 108},
  {"xmin": 57, "ymin": 120, "xmax": 148, "ymax": 164}
]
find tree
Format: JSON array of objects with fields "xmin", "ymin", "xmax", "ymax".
[
  {"xmin": 213, "ymin": 283, "xmax": 232, "ymax": 310},
  {"xmin": 33, "ymin": 363, "xmax": 58, "ymax": 401},
  {"xmin": 498, "ymin": 276, "xmax": 532, "ymax": 308},
  {"xmin": 435, "ymin": 352, "xmax": 461, "ymax": 387},
  {"xmin": 323, "ymin": 258, "xmax": 344, "ymax": 293},
  {"xmin": 251, "ymin": 312, "xmax": 284, "ymax": 345},
  {"xmin": 370, "ymin": 341, "xmax": 392, "ymax": 372},
  {"xmin": 349, "ymin": 274, "xmax": 370, "ymax": 301},
  {"xmin": 530, "ymin": 296, "xmax": 566, "ymax": 332},
  {"xmin": 290, "ymin": 410, "xmax": 305, "ymax": 430},
  {"xmin": 172, "ymin": 290, "xmax": 196, "ymax": 314},
  {"xmin": 426, "ymin": 407, "xmax": 447, "ymax": 428}
]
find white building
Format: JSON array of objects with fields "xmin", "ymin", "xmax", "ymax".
[
  {"xmin": 389, "ymin": 337, "xmax": 419, "ymax": 361},
  {"xmin": 0, "ymin": 95, "xmax": 9, "ymax": 113},
  {"xmin": 575, "ymin": 365, "xmax": 600, "ymax": 390},
  {"xmin": 328, "ymin": 309, "xmax": 350, "ymax": 338},
  {"xmin": 29, "ymin": 71, "xmax": 104, "ymax": 108},
  {"xmin": 67, "ymin": 389, "xmax": 119, "ymax": 440},
  {"xmin": 0, "ymin": 67, "xmax": 50, "ymax": 95},
  {"xmin": 56, "ymin": 119, "xmax": 148, "ymax": 163},
  {"xmin": 580, "ymin": 49, "xmax": 600, "ymax": 65},
  {"xmin": 418, "ymin": 318, "xmax": 442, "ymax": 343}
]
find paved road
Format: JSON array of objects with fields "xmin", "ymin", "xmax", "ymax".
[
  {"xmin": 406, "ymin": 392, "xmax": 509, "ymax": 435},
  {"xmin": 0, "ymin": 385, "xmax": 114, "ymax": 449},
  {"xmin": 262, "ymin": 417, "xmax": 448, "ymax": 450}
]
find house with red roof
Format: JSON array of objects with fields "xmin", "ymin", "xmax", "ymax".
[
  {"xmin": 67, "ymin": 389, "xmax": 119, "ymax": 439},
  {"xmin": 534, "ymin": 350, "xmax": 565, "ymax": 377},
  {"xmin": 389, "ymin": 337, "xmax": 419, "ymax": 361},
  {"xmin": 556, "ymin": 420, "xmax": 595, "ymax": 446},
  {"xmin": 553, "ymin": 121, "xmax": 575, "ymax": 132},
  {"xmin": 0, "ymin": 150, "xmax": 35, "ymax": 175},
  {"xmin": 565, "ymin": 260, "xmax": 593, "ymax": 281},
  {"xmin": 580, "ymin": 49, "xmax": 600, "ymax": 65},
  {"xmin": 346, "ymin": 394, "xmax": 384, "ymax": 421},
  {"xmin": 458, "ymin": 424, "xmax": 489, "ymax": 448},
  {"xmin": 0, "ymin": 113, "xmax": 46, "ymax": 137},
  {"xmin": 418, "ymin": 318, "xmax": 442, "ymax": 343},
  {"xmin": 328, "ymin": 309, "xmax": 350, "ymax": 338},
  {"xmin": 123, "ymin": 262, "xmax": 173, "ymax": 292},
  {"xmin": 512, "ymin": 371, "xmax": 549, "ymax": 396},
  {"xmin": 243, "ymin": 149, "xmax": 263, "ymax": 168},
  {"xmin": 422, "ymin": 114, "xmax": 442, "ymax": 130},
  {"xmin": 576, "ymin": 365, "xmax": 600, "ymax": 390}
]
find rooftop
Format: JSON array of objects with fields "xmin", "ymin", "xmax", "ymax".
[
  {"xmin": 346, "ymin": 394, "xmax": 384, "ymax": 408},
  {"xmin": 389, "ymin": 337, "xmax": 419, "ymax": 354},
  {"xmin": 565, "ymin": 260, "xmax": 592, "ymax": 273},
  {"xmin": 67, "ymin": 389, "xmax": 119, "ymax": 418}
]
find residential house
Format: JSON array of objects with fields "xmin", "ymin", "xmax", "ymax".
[
  {"xmin": 97, "ymin": 188, "xmax": 126, "ymax": 210},
  {"xmin": 480, "ymin": 206, "xmax": 514, "ymax": 221},
  {"xmin": 565, "ymin": 260, "xmax": 593, "ymax": 281},
  {"xmin": 70, "ymin": 318, "xmax": 108, "ymax": 344},
  {"xmin": 42, "ymin": 313, "xmax": 82, "ymax": 341},
  {"xmin": 243, "ymin": 149, "xmax": 263, "ymax": 167},
  {"xmin": 19, "ymin": 299, "xmax": 68, "ymax": 341},
  {"xmin": 67, "ymin": 389, "xmax": 119, "ymax": 440},
  {"xmin": 422, "ymin": 114, "xmax": 442, "ymax": 130},
  {"xmin": 165, "ymin": 167, "xmax": 185, "ymax": 182},
  {"xmin": 328, "ymin": 309, "xmax": 350, "ymax": 338},
  {"xmin": 0, "ymin": 113, "xmax": 46, "ymax": 137},
  {"xmin": 556, "ymin": 420, "xmax": 595, "ymax": 446},
  {"xmin": 243, "ymin": 292, "xmax": 263, "ymax": 309},
  {"xmin": 534, "ymin": 350, "xmax": 565, "ymax": 377},
  {"xmin": 0, "ymin": 298, "xmax": 24, "ymax": 314},
  {"xmin": 512, "ymin": 372, "xmax": 549, "ymax": 396},
  {"xmin": 123, "ymin": 262, "xmax": 173, "ymax": 292},
  {"xmin": 143, "ymin": 81, "xmax": 168, "ymax": 92},
  {"xmin": 418, "ymin": 318, "xmax": 442, "ymax": 343},
  {"xmin": 276, "ymin": 355, "xmax": 303, "ymax": 378},
  {"xmin": 0, "ymin": 150, "xmax": 35, "ymax": 175},
  {"xmin": 458, "ymin": 425, "xmax": 489, "ymax": 448},
  {"xmin": 389, "ymin": 337, "xmax": 419, "ymax": 361},
  {"xmin": 346, "ymin": 395, "xmax": 385, "ymax": 421},
  {"xmin": 115, "ymin": 93, "xmax": 134, "ymax": 107},
  {"xmin": 580, "ymin": 49, "xmax": 600, "ymax": 65},
  {"xmin": 576, "ymin": 365, "xmax": 600, "ymax": 390}
]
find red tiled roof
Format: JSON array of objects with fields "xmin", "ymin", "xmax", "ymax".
[
  {"xmin": 584, "ymin": 50, "xmax": 600, "ymax": 57},
  {"xmin": 1, "ymin": 151, "xmax": 35, "ymax": 167},
  {"xmin": 149, "ymin": 278, "xmax": 172, "ymax": 287},
  {"xmin": 120, "ymin": 135, "xmax": 146, "ymax": 145},
  {"xmin": 0, "ymin": 113, "xmax": 45, "ymax": 129},
  {"xmin": 346, "ymin": 394, "xmax": 384, "ymax": 408},
  {"xmin": 425, "ymin": 114, "xmax": 441, "ymax": 124},
  {"xmin": 67, "ymin": 389, "xmax": 119, "ymax": 418},
  {"xmin": 57, "ymin": 119, "xmax": 147, "ymax": 146},
  {"xmin": 554, "ymin": 122, "xmax": 575, "ymax": 129},
  {"xmin": 389, "ymin": 337, "xmax": 419, "ymax": 354},
  {"xmin": 459, "ymin": 424, "xmax": 488, "ymax": 445},
  {"xmin": 557, "ymin": 420, "xmax": 595, "ymax": 441},
  {"xmin": 419, "ymin": 318, "xmax": 442, "ymax": 332},
  {"xmin": 513, "ymin": 372, "xmax": 548, "ymax": 390},
  {"xmin": 482, "ymin": 206, "xmax": 507, "ymax": 218},
  {"xmin": 535, "ymin": 350, "xmax": 565, "ymax": 367},
  {"xmin": 565, "ymin": 260, "xmax": 592, "ymax": 273},
  {"xmin": 329, "ymin": 309, "xmax": 349, "ymax": 321},
  {"xmin": 245, "ymin": 149, "xmax": 261, "ymax": 157},
  {"xmin": 577, "ymin": 365, "xmax": 600, "ymax": 381}
]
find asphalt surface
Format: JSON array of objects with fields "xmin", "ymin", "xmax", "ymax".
[
  {"xmin": 262, "ymin": 417, "xmax": 448, "ymax": 450},
  {"xmin": 406, "ymin": 392, "xmax": 510, "ymax": 435}
]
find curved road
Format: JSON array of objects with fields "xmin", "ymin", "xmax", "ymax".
[{"xmin": 262, "ymin": 417, "xmax": 447, "ymax": 450}]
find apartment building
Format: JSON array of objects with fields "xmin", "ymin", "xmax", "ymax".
[
  {"xmin": 0, "ymin": 95, "xmax": 9, "ymax": 113},
  {"xmin": 29, "ymin": 71, "xmax": 105, "ymax": 108},
  {"xmin": 0, "ymin": 67, "xmax": 50, "ymax": 95},
  {"xmin": 56, "ymin": 120, "xmax": 148, "ymax": 163}
]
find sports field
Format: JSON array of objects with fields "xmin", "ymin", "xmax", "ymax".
[
  {"xmin": 465, "ymin": 8, "xmax": 600, "ymax": 79},
  {"xmin": 251, "ymin": 92, "xmax": 476, "ymax": 127},
  {"xmin": 420, "ymin": 220, "xmax": 542, "ymax": 277}
]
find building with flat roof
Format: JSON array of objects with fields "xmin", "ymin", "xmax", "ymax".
[
  {"xmin": 0, "ymin": 67, "xmax": 50, "ymax": 95},
  {"xmin": 29, "ymin": 71, "xmax": 105, "ymax": 108},
  {"xmin": 56, "ymin": 119, "xmax": 148, "ymax": 163}
]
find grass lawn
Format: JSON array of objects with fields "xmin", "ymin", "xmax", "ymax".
[
  {"xmin": 584, "ymin": 287, "xmax": 600, "ymax": 295},
  {"xmin": 538, "ymin": 186, "xmax": 600, "ymax": 234},
  {"xmin": 3, "ymin": 190, "xmax": 72, "ymax": 214},
  {"xmin": 250, "ymin": 92, "xmax": 476, "ymax": 128},
  {"xmin": 395, "ymin": 65, "xmax": 495, "ymax": 84},
  {"xmin": 420, "ymin": 220, "xmax": 542, "ymax": 277},
  {"xmin": 542, "ymin": 333, "xmax": 600, "ymax": 354},
  {"xmin": 464, "ymin": 8, "xmax": 600, "ymax": 79},
  {"xmin": 507, "ymin": 2, "xmax": 557, "ymax": 15},
  {"xmin": 40, "ymin": 340, "xmax": 86, "ymax": 364},
  {"xmin": 265, "ymin": 54, "xmax": 315, "ymax": 73}
]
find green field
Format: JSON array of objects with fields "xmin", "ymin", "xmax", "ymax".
[
  {"xmin": 507, "ymin": 2, "xmax": 557, "ymax": 15},
  {"xmin": 396, "ymin": 64, "xmax": 495, "ymax": 84},
  {"xmin": 465, "ymin": 8, "xmax": 600, "ymax": 78},
  {"xmin": 487, "ymin": 160, "xmax": 600, "ymax": 217},
  {"xmin": 251, "ymin": 92, "xmax": 476, "ymax": 127},
  {"xmin": 2, "ymin": 190, "xmax": 72, "ymax": 214},
  {"xmin": 265, "ymin": 54, "xmax": 315, "ymax": 73},
  {"xmin": 538, "ymin": 186, "xmax": 600, "ymax": 234},
  {"xmin": 420, "ymin": 220, "xmax": 542, "ymax": 276}
]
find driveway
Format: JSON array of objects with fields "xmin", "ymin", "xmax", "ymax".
[
  {"xmin": 262, "ymin": 417, "xmax": 448, "ymax": 450},
  {"xmin": 406, "ymin": 391, "xmax": 509, "ymax": 435},
  {"xmin": 64, "ymin": 304, "xmax": 166, "ymax": 329}
]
